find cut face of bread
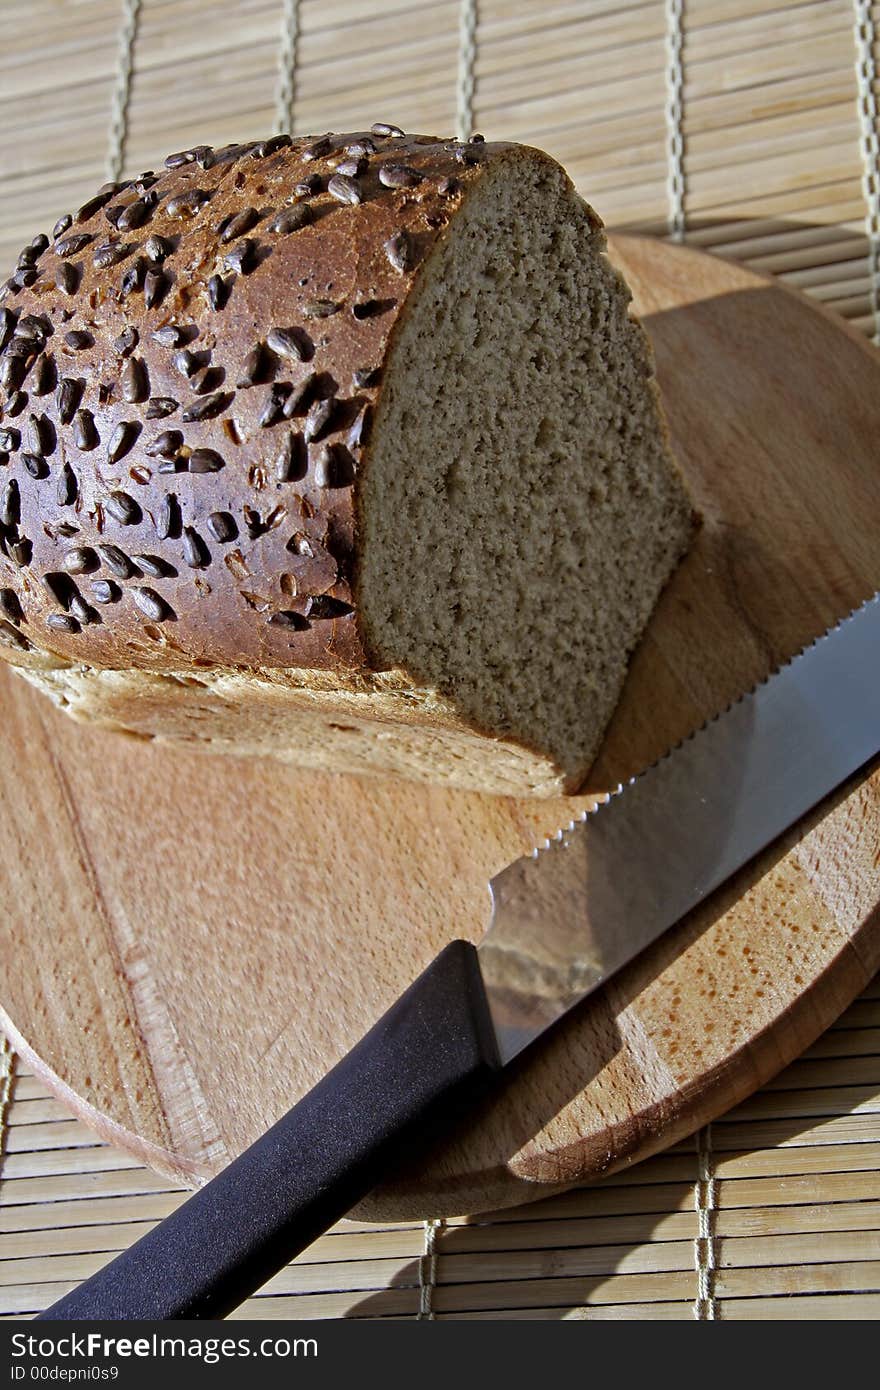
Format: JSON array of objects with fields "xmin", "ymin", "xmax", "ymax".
[
  {"xmin": 0, "ymin": 132, "xmax": 696, "ymax": 797},
  {"xmin": 358, "ymin": 150, "xmax": 695, "ymax": 788}
]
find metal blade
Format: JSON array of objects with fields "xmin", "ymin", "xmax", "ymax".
[{"xmin": 479, "ymin": 593, "xmax": 880, "ymax": 1064}]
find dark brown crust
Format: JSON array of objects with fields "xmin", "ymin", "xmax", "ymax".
[{"xmin": 0, "ymin": 130, "xmax": 514, "ymax": 673}]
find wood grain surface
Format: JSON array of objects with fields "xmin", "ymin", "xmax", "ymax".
[{"xmin": 1, "ymin": 234, "xmax": 879, "ymax": 1221}]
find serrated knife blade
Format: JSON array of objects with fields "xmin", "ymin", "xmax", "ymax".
[
  {"xmin": 480, "ymin": 592, "xmax": 880, "ymax": 1063},
  {"xmin": 44, "ymin": 593, "xmax": 880, "ymax": 1322}
]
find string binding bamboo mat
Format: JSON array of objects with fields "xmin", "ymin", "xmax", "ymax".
[{"xmin": 1, "ymin": 0, "xmax": 879, "ymax": 1320}]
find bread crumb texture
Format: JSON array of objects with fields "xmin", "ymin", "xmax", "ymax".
[{"xmin": 0, "ymin": 128, "xmax": 695, "ymax": 796}]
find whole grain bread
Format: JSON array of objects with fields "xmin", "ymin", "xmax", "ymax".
[{"xmin": 0, "ymin": 127, "xmax": 697, "ymax": 796}]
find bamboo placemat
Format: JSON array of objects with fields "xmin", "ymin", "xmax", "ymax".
[
  {"xmin": 1, "ymin": 0, "xmax": 879, "ymax": 1321},
  {"xmin": 2, "ymin": 975, "xmax": 879, "ymax": 1319},
  {"xmin": 1, "ymin": 0, "xmax": 878, "ymax": 339}
]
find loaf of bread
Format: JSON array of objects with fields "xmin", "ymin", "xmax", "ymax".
[{"xmin": 0, "ymin": 127, "xmax": 696, "ymax": 796}]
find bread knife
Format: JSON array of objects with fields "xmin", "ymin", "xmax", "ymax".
[{"xmin": 40, "ymin": 592, "xmax": 880, "ymax": 1321}]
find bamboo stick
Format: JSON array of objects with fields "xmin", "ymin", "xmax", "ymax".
[
  {"xmin": 684, "ymin": 32, "xmax": 855, "ymax": 102},
  {"xmin": 442, "ymin": 1210, "xmax": 698, "ymax": 1252},
  {"xmin": 459, "ymin": 1182, "xmax": 697, "ymax": 1225},
  {"xmin": 0, "ymin": 1225, "xmax": 430, "ymax": 1290},
  {"xmin": 478, "ymin": 67, "xmax": 666, "ymax": 130},
  {"xmin": 699, "ymin": 1114, "xmax": 880, "ymax": 1153},
  {"xmin": 716, "ymin": 1200, "xmax": 880, "ymax": 1238},
  {"xmin": 683, "ymin": 72, "xmax": 855, "ymax": 136},
  {"xmin": 8, "ymin": 1076, "xmax": 52, "ymax": 1102},
  {"xmin": 718, "ymin": 1292, "xmax": 880, "ymax": 1319},
  {"xmin": 476, "ymin": 38, "xmax": 668, "ymax": 105},
  {"xmin": 0, "ymin": 1283, "xmax": 419, "ymax": 1320},
  {"xmin": 759, "ymin": 1054, "xmax": 880, "ymax": 1088},
  {"xmin": 686, "ymin": 0, "xmax": 840, "ymax": 25},
  {"xmin": 2, "ymin": 1148, "xmax": 147, "ymax": 1183},
  {"xmin": 722, "ymin": 1084, "xmax": 880, "ymax": 1124},
  {"xmin": 715, "ymin": 1228, "xmax": 880, "ymax": 1269},
  {"xmin": 0, "ymin": 1168, "xmax": 176, "ymax": 1208},
  {"xmin": 685, "ymin": 216, "xmax": 865, "ymax": 250},
  {"xmin": 450, "ymin": 1292, "xmax": 880, "ymax": 1319},
  {"xmin": 0, "ymin": 1220, "xmax": 424, "ymax": 1264},
  {"xmin": 685, "ymin": 3, "xmax": 852, "ymax": 64},
  {"xmin": 819, "ymin": 293, "xmax": 873, "ymax": 319},
  {"xmin": 448, "ymin": 1300, "xmax": 693, "ymax": 1318},
  {"xmin": 715, "ymin": 1138, "xmax": 880, "ymax": 1177},
  {"xmin": 833, "ymin": 1000, "xmax": 880, "ymax": 1030},
  {"xmin": 6, "ymin": 1097, "xmax": 74, "ymax": 1126},
  {"xmin": 0, "ymin": 1194, "xmax": 183, "ymax": 1237},
  {"xmin": 686, "ymin": 184, "xmax": 865, "ymax": 221},
  {"xmin": 247, "ymin": 1255, "xmax": 424, "ymax": 1298},
  {"xmin": 719, "ymin": 1169, "xmax": 880, "ymax": 1209},
  {"xmin": 687, "ymin": 141, "xmax": 862, "ymax": 206},
  {"xmin": 429, "ymin": 1268, "xmax": 697, "ymax": 1314},
  {"xmin": 4, "ymin": 1118, "xmax": 118, "ymax": 1154},
  {"xmin": 685, "ymin": 112, "xmax": 859, "ymax": 175},
  {"xmin": 229, "ymin": 1286, "xmax": 418, "ymax": 1318},
  {"xmin": 478, "ymin": 0, "xmax": 657, "ymax": 39},
  {"xmin": 716, "ymin": 1260, "xmax": 880, "ymax": 1299},
  {"xmin": 747, "ymin": 239, "xmax": 868, "ymax": 274}
]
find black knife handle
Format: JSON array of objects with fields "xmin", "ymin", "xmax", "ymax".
[{"xmin": 40, "ymin": 940, "xmax": 500, "ymax": 1321}]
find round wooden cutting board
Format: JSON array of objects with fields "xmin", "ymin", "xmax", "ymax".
[{"xmin": 2, "ymin": 234, "xmax": 879, "ymax": 1222}]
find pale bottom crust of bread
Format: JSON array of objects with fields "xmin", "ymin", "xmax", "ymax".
[{"xmin": 13, "ymin": 659, "xmax": 579, "ymax": 798}]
